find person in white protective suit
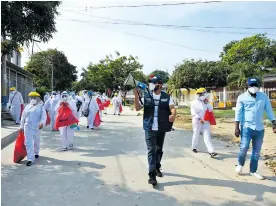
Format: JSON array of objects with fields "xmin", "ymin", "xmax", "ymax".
[
  {"xmin": 20, "ymin": 92, "xmax": 47, "ymax": 166},
  {"xmin": 56, "ymin": 91, "xmax": 77, "ymax": 151},
  {"xmin": 190, "ymin": 88, "xmax": 217, "ymax": 157},
  {"xmin": 83, "ymin": 91, "xmax": 99, "ymax": 130},
  {"xmin": 44, "ymin": 92, "xmax": 50, "ymax": 103},
  {"xmin": 102, "ymin": 93, "xmax": 108, "ymax": 114},
  {"xmin": 44, "ymin": 91, "xmax": 59, "ymax": 131},
  {"xmin": 112, "ymin": 93, "xmax": 122, "ymax": 115},
  {"xmin": 70, "ymin": 92, "xmax": 82, "ymax": 120},
  {"xmin": 8, "ymin": 87, "xmax": 24, "ymax": 124}
]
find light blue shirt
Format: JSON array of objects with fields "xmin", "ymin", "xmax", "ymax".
[{"xmin": 235, "ymin": 91, "xmax": 275, "ymax": 131}]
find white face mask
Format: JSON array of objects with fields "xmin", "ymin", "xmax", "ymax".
[
  {"xmin": 248, "ymin": 87, "xmax": 259, "ymax": 94},
  {"xmin": 199, "ymin": 96, "xmax": 206, "ymax": 101},
  {"xmin": 148, "ymin": 83, "xmax": 155, "ymax": 90},
  {"xmin": 62, "ymin": 97, "xmax": 68, "ymax": 101},
  {"xmin": 30, "ymin": 99, "xmax": 37, "ymax": 105}
]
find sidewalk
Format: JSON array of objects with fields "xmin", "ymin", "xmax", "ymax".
[{"xmin": 1, "ymin": 119, "xmax": 19, "ymax": 149}]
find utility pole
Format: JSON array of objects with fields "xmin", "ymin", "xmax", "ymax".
[
  {"xmin": 31, "ymin": 39, "xmax": 41, "ymax": 55},
  {"xmin": 1, "ymin": 35, "xmax": 8, "ymax": 111}
]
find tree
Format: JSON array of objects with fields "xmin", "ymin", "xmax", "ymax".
[
  {"xmin": 168, "ymin": 60, "xmax": 230, "ymax": 90},
  {"xmin": 149, "ymin": 69, "xmax": 170, "ymax": 83},
  {"xmin": 25, "ymin": 49, "xmax": 77, "ymax": 91},
  {"xmin": 1, "ymin": 1, "xmax": 61, "ymax": 55},
  {"xmin": 221, "ymin": 34, "xmax": 276, "ymax": 69},
  {"xmin": 219, "ymin": 40, "xmax": 238, "ymax": 58}
]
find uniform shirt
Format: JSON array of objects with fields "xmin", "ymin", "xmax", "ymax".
[
  {"xmin": 191, "ymin": 99, "xmax": 213, "ymax": 120},
  {"xmin": 235, "ymin": 91, "xmax": 275, "ymax": 131},
  {"xmin": 20, "ymin": 104, "xmax": 46, "ymax": 130},
  {"xmin": 8, "ymin": 91, "xmax": 24, "ymax": 106}
]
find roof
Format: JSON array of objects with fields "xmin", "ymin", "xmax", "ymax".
[{"xmin": 6, "ymin": 61, "xmax": 34, "ymax": 78}]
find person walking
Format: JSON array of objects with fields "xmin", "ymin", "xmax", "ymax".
[{"xmin": 8, "ymin": 87, "xmax": 24, "ymax": 124}]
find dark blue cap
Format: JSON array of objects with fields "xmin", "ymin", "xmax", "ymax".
[
  {"xmin": 151, "ymin": 76, "xmax": 163, "ymax": 84},
  {"xmin": 247, "ymin": 77, "xmax": 260, "ymax": 86}
]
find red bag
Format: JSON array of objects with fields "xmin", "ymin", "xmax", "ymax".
[
  {"xmin": 54, "ymin": 103, "xmax": 79, "ymax": 129},
  {"xmin": 94, "ymin": 112, "xmax": 101, "ymax": 127},
  {"xmin": 13, "ymin": 130, "xmax": 27, "ymax": 163},
  {"xmin": 104, "ymin": 100, "xmax": 110, "ymax": 108},
  {"xmin": 96, "ymin": 98, "xmax": 104, "ymax": 111},
  {"xmin": 204, "ymin": 110, "xmax": 216, "ymax": 125},
  {"xmin": 119, "ymin": 104, "xmax": 123, "ymax": 113},
  {"xmin": 46, "ymin": 111, "xmax": 51, "ymax": 126},
  {"xmin": 20, "ymin": 104, "xmax": 24, "ymax": 119}
]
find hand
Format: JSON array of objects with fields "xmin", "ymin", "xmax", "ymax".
[
  {"xmin": 19, "ymin": 128, "xmax": 23, "ymax": 132},
  {"xmin": 169, "ymin": 115, "xmax": 175, "ymax": 122},
  {"xmin": 235, "ymin": 128, "xmax": 240, "ymax": 137},
  {"xmin": 200, "ymin": 119, "xmax": 205, "ymax": 124},
  {"xmin": 8, "ymin": 106, "xmax": 11, "ymax": 109},
  {"xmin": 272, "ymin": 123, "xmax": 276, "ymax": 133},
  {"xmin": 39, "ymin": 124, "xmax": 43, "ymax": 130}
]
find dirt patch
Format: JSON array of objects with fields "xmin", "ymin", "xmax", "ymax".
[{"xmin": 174, "ymin": 114, "xmax": 276, "ymax": 175}]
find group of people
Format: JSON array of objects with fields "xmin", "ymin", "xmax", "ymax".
[
  {"xmin": 8, "ymin": 88, "xmax": 111, "ymax": 166},
  {"xmin": 134, "ymin": 76, "xmax": 276, "ymax": 185}
]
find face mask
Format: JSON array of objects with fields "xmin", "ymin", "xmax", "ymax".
[
  {"xmin": 30, "ymin": 99, "xmax": 37, "ymax": 105},
  {"xmin": 148, "ymin": 83, "xmax": 155, "ymax": 90},
  {"xmin": 199, "ymin": 96, "xmax": 206, "ymax": 101},
  {"xmin": 62, "ymin": 97, "xmax": 68, "ymax": 101},
  {"xmin": 248, "ymin": 87, "xmax": 259, "ymax": 94}
]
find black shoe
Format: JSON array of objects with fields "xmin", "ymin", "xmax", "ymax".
[
  {"xmin": 91, "ymin": 128, "xmax": 94, "ymax": 130},
  {"xmin": 87, "ymin": 126, "xmax": 89, "ymax": 129},
  {"xmin": 148, "ymin": 173, "xmax": 157, "ymax": 185},
  {"xmin": 156, "ymin": 168, "xmax": 163, "ymax": 177},
  {"xmin": 209, "ymin": 152, "xmax": 217, "ymax": 157},
  {"xmin": 192, "ymin": 149, "xmax": 198, "ymax": 153},
  {"xmin": 35, "ymin": 155, "xmax": 39, "ymax": 159},
  {"xmin": 26, "ymin": 161, "xmax": 33, "ymax": 166}
]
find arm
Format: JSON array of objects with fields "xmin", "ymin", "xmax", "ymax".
[
  {"xmin": 134, "ymin": 88, "xmax": 143, "ymax": 111},
  {"xmin": 169, "ymin": 97, "xmax": 176, "ymax": 122},
  {"xmin": 40, "ymin": 106, "xmax": 47, "ymax": 128},
  {"xmin": 265, "ymin": 95, "xmax": 276, "ymax": 122},
  {"xmin": 234, "ymin": 96, "xmax": 244, "ymax": 137},
  {"xmin": 190, "ymin": 102, "xmax": 201, "ymax": 120},
  {"xmin": 20, "ymin": 106, "xmax": 28, "ymax": 130},
  {"xmin": 19, "ymin": 93, "xmax": 24, "ymax": 104}
]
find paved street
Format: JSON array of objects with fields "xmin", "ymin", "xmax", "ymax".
[{"xmin": 1, "ymin": 108, "xmax": 276, "ymax": 206}]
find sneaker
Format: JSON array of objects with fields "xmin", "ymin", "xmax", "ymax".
[
  {"xmin": 148, "ymin": 173, "xmax": 157, "ymax": 185},
  {"xmin": 192, "ymin": 149, "xmax": 198, "ymax": 153},
  {"xmin": 91, "ymin": 128, "xmax": 94, "ymax": 130},
  {"xmin": 26, "ymin": 161, "xmax": 33, "ymax": 166},
  {"xmin": 209, "ymin": 152, "xmax": 217, "ymax": 157},
  {"xmin": 87, "ymin": 126, "xmax": 89, "ymax": 129},
  {"xmin": 62, "ymin": 148, "xmax": 68, "ymax": 151},
  {"xmin": 35, "ymin": 155, "xmax": 39, "ymax": 159},
  {"xmin": 69, "ymin": 144, "xmax": 74, "ymax": 150},
  {"xmin": 250, "ymin": 172, "xmax": 265, "ymax": 180},
  {"xmin": 235, "ymin": 165, "xmax": 243, "ymax": 175},
  {"xmin": 156, "ymin": 168, "xmax": 163, "ymax": 177}
]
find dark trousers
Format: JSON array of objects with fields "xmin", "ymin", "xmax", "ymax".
[{"xmin": 145, "ymin": 130, "xmax": 166, "ymax": 174}]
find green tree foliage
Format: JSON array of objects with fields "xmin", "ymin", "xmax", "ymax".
[
  {"xmin": 1, "ymin": 1, "xmax": 61, "ymax": 55},
  {"xmin": 74, "ymin": 53, "xmax": 144, "ymax": 92},
  {"xmin": 25, "ymin": 49, "xmax": 77, "ymax": 91},
  {"xmin": 149, "ymin": 69, "xmax": 170, "ymax": 83}
]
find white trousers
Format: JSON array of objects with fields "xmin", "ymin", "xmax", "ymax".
[
  {"xmin": 191, "ymin": 120, "xmax": 214, "ymax": 153},
  {"xmin": 87, "ymin": 111, "xmax": 97, "ymax": 129},
  {"xmin": 24, "ymin": 128, "xmax": 41, "ymax": 162},
  {"xmin": 104, "ymin": 107, "xmax": 107, "ymax": 114},
  {"xmin": 59, "ymin": 126, "xmax": 74, "ymax": 149},
  {"xmin": 10, "ymin": 105, "xmax": 21, "ymax": 124},
  {"xmin": 114, "ymin": 106, "xmax": 119, "ymax": 115},
  {"xmin": 50, "ymin": 110, "xmax": 56, "ymax": 130},
  {"xmin": 99, "ymin": 110, "xmax": 102, "ymax": 120}
]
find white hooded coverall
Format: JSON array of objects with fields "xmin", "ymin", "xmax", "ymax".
[
  {"xmin": 190, "ymin": 99, "xmax": 214, "ymax": 153},
  {"xmin": 55, "ymin": 100, "xmax": 77, "ymax": 149},
  {"xmin": 8, "ymin": 91, "xmax": 24, "ymax": 124},
  {"xmin": 44, "ymin": 96, "xmax": 59, "ymax": 130},
  {"xmin": 83, "ymin": 97, "xmax": 99, "ymax": 129},
  {"xmin": 20, "ymin": 104, "xmax": 47, "ymax": 162},
  {"xmin": 112, "ymin": 96, "xmax": 122, "ymax": 115}
]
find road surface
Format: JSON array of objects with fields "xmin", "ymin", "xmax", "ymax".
[{"xmin": 1, "ymin": 107, "xmax": 276, "ymax": 206}]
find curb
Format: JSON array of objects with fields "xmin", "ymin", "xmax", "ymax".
[{"xmin": 1, "ymin": 130, "xmax": 18, "ymax": 150}]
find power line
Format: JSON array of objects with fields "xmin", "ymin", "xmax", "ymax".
[
  {"xmin": 67, "ymin": 20, "xmax": 215, "ymax": 54},
  {"xmin": 88, "ymin": 1, "xmax": 221, "ymax": 9},
  {"xmin": 35, "ymin": 42, "xmax": 42, "ymax": 52}
]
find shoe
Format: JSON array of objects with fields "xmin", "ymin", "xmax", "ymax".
[
  {"xmin": 148, "ymin": 173, "xmax": 157, "ymax": 185},
  {"xmin": 69, "ymin": 144, "xmax": 74, "ymax": 150},
  {"xmin": 192, "ymin": 149, "xmax": 198, "ymax": 153},
  {"xmin": 62, "ymin": 148, "xmax": 68, "ymax": 151},
  {"xmin": 26, "ymin": 161, "xmax": 33, "ymax": 166},
  {"xmin": 209, "ymin": 152, "xmax": 217, "ymax": 157},
  {"xmin": 250, "ymin": 172, "xmax": 265, "ymax": 180},
  {"xmin": 156, "ymin": 168, "xmax": 163, "ymax": 177},
  {"xmin": 91, "ymin": 128, "xmax": 94, "ymax": 130},
  {"xmin": 235, "ymin": 165, "xmax": 243, "ymax": 175},
  {"xmin": 114, "ymin": 114, "xmax": 115, "ymax": 115},
  {"xmin": 118, "ymin": 114, "xmax": 120, "ymax": 116},
  {"xmin": 87, "ymin": 126, "xmax": 89, "ymax": 128},
  {"xmin": 35, "ymin": 155, "xmax": 39, "ymax": 159}
]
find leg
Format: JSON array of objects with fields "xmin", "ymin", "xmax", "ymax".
[
  {"xmin": 238, "ymin": 127, "xmax": 252, "ymax": 167},
  {"xmin": 24, "ymin": 128, "xmax": 35, "ymax": 162},
  {"xmin": 59, "ymin": 126, "xmax": 69, "ymax": 149},
  {"xmin": 114, "ymin": 106, "xmax": 116, "ymax": 115},
  {"xmin": 156, "ymin": 132, "xmax": 166, "ymax": 170},
  {"xmin": 15, "ymin": 105, "xmax": 21, "ymax": 124},
  {"xmin": 145, "ymin": 131, "xmax": 157, "ymax": 174},
  {"xmin": 51, "ymin": 111, "xmax": 56, "ymax": 130},
  {"xmin": 87, "ymin": 112, "xmax": 93, "ymax": 129},
  {"xmin": 34, "ymin": 130, "xmax": 41, "ymax": 156},
  {"xmin": 191, "ymin": 120, "xmax": 202, "ymax": 151},
  {"xmin": 67, "ymin": 126, "xmax": 75, "ymax": 148},
  {"xmin": 250, "ymin": 130, "xmax": 264, "ymax": 173},
  {"xmin": 203, "ymin": 123, "xmax": 214, "ymax": 153}
]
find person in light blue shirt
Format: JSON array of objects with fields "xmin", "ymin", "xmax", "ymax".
[{"xmin": 235, "ymin": 77, "xmax": 276, "ymax": 180}]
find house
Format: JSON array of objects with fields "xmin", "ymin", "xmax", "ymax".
[{"xmin": 1, "ymin": 50, "xmax": 34, "ymax": 111}]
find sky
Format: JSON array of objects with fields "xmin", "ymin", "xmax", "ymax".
[{"xmin": 21, "ymin": 0, "xmax": 276, "ymax": 79}]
